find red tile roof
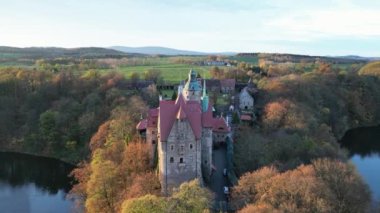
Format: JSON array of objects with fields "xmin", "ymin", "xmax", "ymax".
[
  {"xmin": 220, "ymin": 79, "xmax": 236, "ymax": 88},
  {"xmin": 147, "ymin": 108, "xmax": 158, "ymax": 128},
  {"xmin": 136, "ymin": 119, "xmax": 147, "ymax": 130},
  {"xmin": 240, "ymin": 114, "xmax": 252, "ymax": 121},
  {"xmin": 212, "ymin": 117, "xmax": 230, "ymax": 133},
  {"xmin": 155, "ymin": 94, "xmax": 231, "ymax": 142},
  {"xmin": 159, "ymin": 94, "xmax": 203, "ymax": 141},
  {"xmin": 177, "ymin": 106, "xmax": 187, "ymax": 119},
  {"xmin": 202, "ymin": 104, "xmax": 214, "ymax": 128}
]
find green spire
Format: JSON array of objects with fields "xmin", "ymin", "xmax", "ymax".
[
  {"xmin": 201, "ymin": 79, "xmax": 209, "ymax": 112},
  {"xmin": 202, "ymin": 79, "xmax": 207, "ymax": 97}
]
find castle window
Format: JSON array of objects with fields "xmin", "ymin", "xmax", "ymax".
[
  {"xmin": 180, "ymin": 145, "xmax": 184, "ymax": 152},
  {"xmin": 180, "ymin": 158, "xmax": 183, "ymax": 163},
  {"xmin": 190, "ymin": 144, "xmax": 193, "ymax": 149},
  {"xmin": 152, "ymin": 140, "xmax": 156, "ymax": 145},
  {"xmin": 170, "ymin": 157, "xmax": 174, "ymax": 163},
  {"xmin": 171, "ymin": 145, "xmax": 174, "ymax": 151}
]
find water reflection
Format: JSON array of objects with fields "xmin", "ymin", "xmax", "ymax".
[
  {"xmin": 340, "ymin": 125, "xmax": 380, "ymax": 201},
  {"xmin": 340, "ymin": 125, "xmax": 380, "ymax": 157},
  {"xmin": 0, "ymin": 152, "xmax": 76, "ymax": 213}
]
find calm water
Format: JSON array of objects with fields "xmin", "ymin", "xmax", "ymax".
[
  {"xmin": 340, "ymin": 125, "xmax": 380, "ymax": 202},
  {"xmin": 0, "ymin": 152, "xmax": 77, "ymax": 213}
]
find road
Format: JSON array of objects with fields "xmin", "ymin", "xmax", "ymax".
[{"xmin": 208, "ymin": 145, "xmax": 228, "ymax": 202}]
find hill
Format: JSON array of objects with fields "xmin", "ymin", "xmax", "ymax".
[
  {"xmin": 110, "ymin": 46, "xmax": 206, "ymax": 55},
  {"xmin": 359, "ymin": 61, "xmax": 380, "ymax": 77},
  {"xmin": 0, "ymin": 46, "xmax": 131, "ymax": 60},
  {"xmin": 110, "ymin": 46, "xmax": 236, "ymax": 56}
]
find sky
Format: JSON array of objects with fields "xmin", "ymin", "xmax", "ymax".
[{"xmin": 1, "ymin": 0, "xmax": 380, "ymax": 56}]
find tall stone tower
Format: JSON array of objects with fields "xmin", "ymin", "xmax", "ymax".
[
  {"xmin": 182, "ymin": 69, "xmax": 202, "ymax": 102},
  {"xmin": 158, "ymin": 94, "xmax": 202, "ymax": 195}
]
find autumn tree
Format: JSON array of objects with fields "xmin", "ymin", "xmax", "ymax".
[
  {"xmin": 144, "ymin": 69, "xmax": 162, "ymax": 83},
  {"xmin": 232, "ymin": 160, "xmax": 371, "ymax": 213},
  {"xmin": 312, "ymin": 159, "xmax": 371, "ymax": 213}
]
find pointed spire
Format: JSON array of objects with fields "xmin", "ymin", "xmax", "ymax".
[{"xmin": 202, "ymin": 79, "xmax": 207, "ymax": 97}]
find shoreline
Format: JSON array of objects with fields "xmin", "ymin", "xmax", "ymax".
[{"xmin": 0, "ymin": 150, "xmax": 78, "ymax": 167}]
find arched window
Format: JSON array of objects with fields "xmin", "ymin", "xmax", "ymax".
[
  {"xmin": 170, "ymin": 145, "xmax": 174, "ymax": 151},
  {"xmin": 152, "ymin": 140, "xmax": 156, "ymax": 145},
  {"xmin": 180, "ymin": 158, "xmax": 183, "ymax": 163},
  {"xmin": 170, "ymin": 157, "xmax": 174, "ymax": 163},
  {"xmin": 190, "ymin": 144, "xmax": 193, "ymax": 149}
]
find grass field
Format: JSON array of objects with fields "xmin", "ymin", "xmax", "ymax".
[{"xmin": 108, "ymin": 63, "xmax": 212, "ymax": 82}]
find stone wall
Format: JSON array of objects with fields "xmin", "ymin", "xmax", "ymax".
[
  {"xmin": 201, "ymin": 128, "xmax": 213, "ymax": 182},
  {"xmin": 158, "ymin": 119, "xmax": 202, "ymax": 195},
  {"xmin": 146, "ymin": 126, "xmax": 158, "ymax": 166}
]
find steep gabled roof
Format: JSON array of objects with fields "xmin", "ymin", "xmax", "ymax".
[
  {"xmin": 159, "ymin": 94, "xmax": 202, "ymax": 141},
  {"xmin": 147, "ymin": 108, "xmax": 159, "ymax": 128},
  {"xmin": 136, "ymin": 119, "xmax": 147, "ymax": 130},
  {"xmin": 177, "ymin": 106, "xmax": 187, "ymax": 119},
  {"xmin": 202, "ymin": 103, "xmax": 214, "ymax": 128},
  {"xmin": 212, "ymin": 117, "xmax": 230, "ymax": 133}
]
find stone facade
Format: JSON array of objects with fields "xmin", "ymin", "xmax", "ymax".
[
  {"xmin": 158, "ymin": 119, "xmax": 202, "ymax": 195},
  {"xmin": 138, "ymin": 70, "xmax": 230, "ymax": 195}
]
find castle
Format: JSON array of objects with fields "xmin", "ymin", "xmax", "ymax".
[{"xmin": 136, "ymin": 70, "xmax": 230, "ymax": 194}]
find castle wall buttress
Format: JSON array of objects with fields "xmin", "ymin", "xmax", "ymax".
[
  {"xmin": 146, "ymin": 127, "xmax": 158, "ymax": 166},
  {"xmin": 201, "ymin": 128, "xmax": 213, "ymax": 183}
]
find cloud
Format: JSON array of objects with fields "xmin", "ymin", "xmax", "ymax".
[{"xmin": 266, "ymin": 8, "xmax": 380, "ymax": 41}]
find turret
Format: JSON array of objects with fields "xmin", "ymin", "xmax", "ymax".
[
  {"xmin": 182, "ymin": 69, "xmax": 202, "ymax": 102},
  {"xmin": 201, "ymin": 79, "xmax": 209, "ymax": 112}
]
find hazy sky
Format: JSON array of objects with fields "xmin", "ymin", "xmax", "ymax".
[{"xmin": 1, "ymin": 0, "xmax": 380, "ymax": 56}]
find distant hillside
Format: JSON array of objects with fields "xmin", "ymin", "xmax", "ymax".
[
  {"xmin": 237, "ymin": 53, "xmax": 370, "ymax": 64},
  {"xmin": 0, "ymin": 46, "xmax": 131, "ymax": 60},
  {"xmin": 359, "ymin": 61, "xmax": 380, "ymax": 77},
  {"xmin": 110, "ymin": 46, "xmax": 205, "ymax": 55},
  {"xmin": 110, "ymin": 46, "xmax": 236, "ymax": 56},
  {"xmin": 336, "ymin": 55, "xmax": 380, "ymax": 61}
]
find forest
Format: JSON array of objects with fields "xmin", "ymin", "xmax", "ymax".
[{"xmin": 0, "ymin": 52, "xmax": 380, "ymax": 212}]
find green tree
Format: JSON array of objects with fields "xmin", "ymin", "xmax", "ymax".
[
  {"xmin": 122, "ymin": 195, "xmax": 167, "ymax": 213},
  {"xmin": 39, "ymin": 110, "xmax": 60, "ymax": 146},
  {"xmin": 168, "ymin": 179, "xmax": 212, "ymax": 213},
  {"xmin": 171, "ymin": 91, "xmax": 177, "ymax": 100}
]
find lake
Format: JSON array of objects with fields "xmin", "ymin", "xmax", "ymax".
[
  {"xmin": 340, "ymin": 125, "xmax": 380, "ymax": 202},
  {"xmin": 0, "ymin": 152, "xmax": 78, "ymax": 213}
]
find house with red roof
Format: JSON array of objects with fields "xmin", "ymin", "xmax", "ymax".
[{"xmin": 137, "ymin": 70, "xmax": 230, "ymax": 195}]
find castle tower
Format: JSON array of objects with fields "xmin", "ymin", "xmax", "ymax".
[
  {"xmin": 158, "ymin": 94, "xmax": 202, "ymax": 195},
  {"xmin": 182, "ymin": 69, "xmax": 202, "ymax": 102}
]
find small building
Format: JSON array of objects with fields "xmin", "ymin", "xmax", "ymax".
[
  {"xmin": 220, "ymin": 79, "xmax": 235, "ymax": 94},
  {"xmin": 239, "ymin": 79, "xmax": 257, "ymax": 112},
  {"xmin": 212, "ymin": 117, "xmax": 230, "ymax": 144},
  {"xmin": 205, "ymin": 79, "xmax": 221, "ymax": 93},
  {"xmin": 204, "ymin": 61, "xmax": 226, "ymax": 66},
  {"xmin": 239, "ymin": 87, "xmax": 254, "ymax": 111}
]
